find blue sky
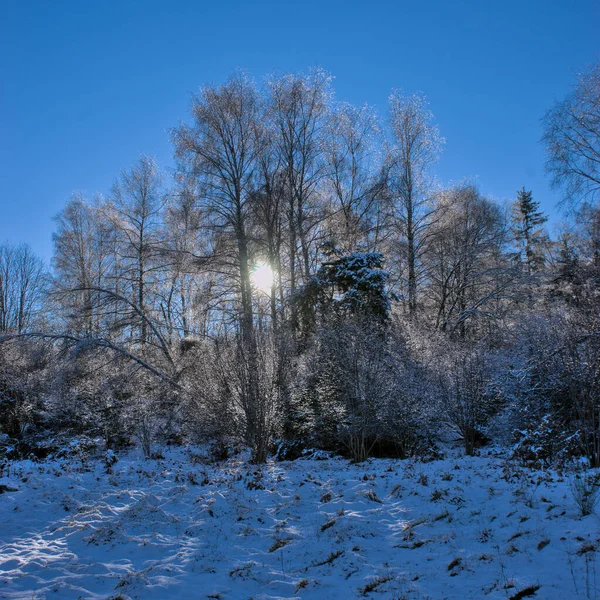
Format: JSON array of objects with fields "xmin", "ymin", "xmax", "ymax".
[{"xmin": 1, "ymin": 0, "xmax": 599, "ymax": 262}]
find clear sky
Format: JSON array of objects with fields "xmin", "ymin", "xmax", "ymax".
[{"xmin": 1, "ymin": 0, "xmax": 599, "ymax": 263}]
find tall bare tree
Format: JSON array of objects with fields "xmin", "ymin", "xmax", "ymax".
[
  {"xmin": 173, "ymin": 72, "xmax": 274, "ymax": 461},
  {"xmin": 108, "ymin": 156, "xmax": 164, "ymax": 347},
  {"xmin": 386, "ymin": 91, "xmax": 443, "ymax": 315},
  {"xmin": 0, "ymin": 243, "xmax": 45, "ymax": 334},
  {"xmin": 323, "ymin": 102, "xmax": 384, "ymax": 252},
  {"xmin": 53, "ymin": 193, "xmax": 115, "ymax": 336},
  {"xmin": 267, "ymin": 70, "xmax": 332, "ymax": 328},
  {"xmin": 543, "ymin": 61, "xmax": 600, "ymax": 207},
  {"xmin": 426, "ymin": 186, "xmax": 514, "ymax": 336}
]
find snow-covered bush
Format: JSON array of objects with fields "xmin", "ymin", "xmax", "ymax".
[
  {"xmin": 511, "ymin": 415, "xmax": 581, "ymax": 468},
  {"xmin": 438, "ymin": 349, "xmax": 501, "ymax": 455},
  {"xmin": 293, "ymin": 318, "xmax": 437, "ymax": 461},
  {"xmin": 0, "ymin": 341, "xmax": 48, "ymax": 439},
  {"xmin": 506, "ymin": 309, "xmax": 600, "ymax": 467},
  {"xmin": 179, "ymin": 333, "xmax": 280, "ymax": 462}
]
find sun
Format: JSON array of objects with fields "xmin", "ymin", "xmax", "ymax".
[{"xmin": 251, "ymin": 262, "xmax": 274, "ymax": 293}]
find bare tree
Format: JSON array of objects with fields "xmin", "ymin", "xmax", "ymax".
[
  {"xmin": 159, "ymin": 186, "xmax": 207, "ymax": 341},
  {"xmin": 108, "ymin": 156, "xmax": 165, "ymax": 348},
  {"xmin": 252, "ymin": 135, "xmax": 286, "ymax": 328},
  {"xmin": 542, "ymin": 61, "xmax": 600, "ymax": 207},
  {"xmin": 0, "ymin": 243, "xmax": 45, "ymax": 334},
  {"xmin": 267, "ymin": 70, "xmax": 332, "ymax": 329},
  {"xmin": 52, "ymin": 193, "xmax": 116, "ymax": 336},
  {"xmin": 426, "ymin": 186, "xmax": 515, "ymax": 336},
  {"xmin": 323, "ymin": 102, "xmax": 384, "ymax": 252},
  {"xmin": 173, "ymin": 72, "xmax": 272, "ymax": 461},
  {"xmin": 386, "ymin": 91, "xmax": 443, "ymax": 315}
]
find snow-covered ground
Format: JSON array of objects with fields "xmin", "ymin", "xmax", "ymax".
[{"xmin": 1, "ymin": 446, "xmax": 598, "ymax": 599}]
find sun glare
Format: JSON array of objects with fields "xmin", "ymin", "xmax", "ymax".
[{"xmin": 251, "ymin": 262, "xmax": 274, "ymax": 293}]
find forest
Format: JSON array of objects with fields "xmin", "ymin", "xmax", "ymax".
[{"xmin": 0, "ymin": 62, "xmax": 599, "ymax": 473}]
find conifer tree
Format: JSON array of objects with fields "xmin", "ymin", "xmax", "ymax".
[{"xmin": 511, "ymin": 187, "xmax": 548, "ymax": 275}]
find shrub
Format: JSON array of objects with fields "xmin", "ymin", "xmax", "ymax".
[{"xmin": 570, "ymin": 471, "xmax": 600, "ymax": 516}]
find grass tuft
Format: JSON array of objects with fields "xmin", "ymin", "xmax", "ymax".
[
  {"xmin": 537, "ymin": 539, "xmax": 550, "ymax": 551},
  {"xmin": 359, "ymin": 574, "xmax": 393, "ymax": 595},
  {"xmin": 268, "ymin": 536, "xmax": 292, "ymax": 552},
  {"xmin": 508, "ymin": 584, "xmax": 541, "ymax": 599}
]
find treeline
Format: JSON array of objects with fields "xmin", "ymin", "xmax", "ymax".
[{"xmin": 1, "ymin": 65, "xmax": 599, "ymax": 466}]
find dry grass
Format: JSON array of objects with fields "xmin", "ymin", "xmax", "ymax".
[
  {"xmin": 508, "ymin": 584, "xmax": 541, "ymax": 599},
  {"xmin": 306, "ymin": 549, "xmax": 344, "ymax": 570},
  {"xmin": 536, "ymin": 539, "xmax": 550, "ymax": 551},
  {"xmin": 359, "ymin": 574, "xmax": 393, "ymax": 595},
  {"xmin": 268, "ymin": 536, "xmax": 292, "ymax": 552},
  {"xmin": 365, "ymin": 489, "xmax": 382, "ymax": 503},
  {"xmin": 320, "ymin": 518, "xmax": 336, "ymax": 532}
]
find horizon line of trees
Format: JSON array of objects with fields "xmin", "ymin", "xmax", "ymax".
[{"xmin": 1, "ymin": 63, "xmax": 599, "ymax": 466}]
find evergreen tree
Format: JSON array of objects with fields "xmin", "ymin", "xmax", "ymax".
[
  {"xmin": 296, "ymin": 251, "xmax": 392, "ymax": 335},
  {"xmin": 511, "ymin": 187, "xmax": 548, "ymax": 275}
]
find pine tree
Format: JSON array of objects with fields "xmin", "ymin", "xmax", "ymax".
[
  {"xmin": 511, "ymin": 187, "xmax": 548, "ymax": 275},
  {"xmin": 296, "ymin": 251, "xmax": 391, "ymax": 334}
]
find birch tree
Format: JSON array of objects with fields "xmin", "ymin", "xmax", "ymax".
[
  {"xmin": 173, "ymin": 72, "xmax": 274, "ymax": 461},
  {"xmin": 267, "ymin": 70, "xmax": 332, "ymax": 329},
  {"xmin": 108, "ymin": 156, "xmax": 164, "ymax": 348},
  {"xmin": 0, "ymin": 244, "xmax": 45, "ymax": 334},
  {"xmin": 386, "ymin": 91, "xmax": 443, "ymax": 315},
  {"xmin": 52, "ymin": 194, "xmax": 115, "ymax": 336},
  {"xmin": 323, "ymin": 102, "xmax": 384, "ymax": 253},
  {"xmin": 543, "ymin": 61, "xmax": 600, "ymax": 207}
]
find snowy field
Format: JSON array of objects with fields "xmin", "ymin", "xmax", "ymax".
[{"xmin": 1, "ymin": 446, "xmax": 599, "ymax": 599}]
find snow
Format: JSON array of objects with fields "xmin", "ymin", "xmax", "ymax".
[{"xmin": 1, "ymin": 447, "xmax": 599, "ymax": 599}]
